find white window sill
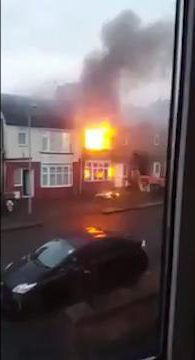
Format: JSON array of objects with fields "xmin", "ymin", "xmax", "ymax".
[
  {"xmin": 84, "ymin": 179, "xmax": 112, "ymax": 182},
  {"xmin": 40, "ymin": 151, "xmax": 72, "ymax": 154},
  {"xmin": 41, "ymin": 184, "xmax": 73, "ymax": 188}
]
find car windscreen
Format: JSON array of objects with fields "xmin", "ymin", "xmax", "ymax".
[{"xmin": 34, "ymin": 240, "xmax": 75, "ymax": 269}]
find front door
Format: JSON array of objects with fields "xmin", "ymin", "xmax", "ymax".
[
  {"xmin": 22, "ymin": 169, "xmax": 34, "ymax": 197},
  {"xmin": 114, "ymin": 163, "xmax": 124, "ymax": 188},
  {"xmin": 95, "ymin": 255, "xmax": 126, "ymax": 295}
]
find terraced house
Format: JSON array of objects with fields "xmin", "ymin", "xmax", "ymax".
[{"xmin": 1, "ymin": 94, "xmax": 79, "ymax": 200}]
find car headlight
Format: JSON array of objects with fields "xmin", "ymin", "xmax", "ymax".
[{"xmin": 12, "ymin": 282, "xmax": 37, "ymax": 294}]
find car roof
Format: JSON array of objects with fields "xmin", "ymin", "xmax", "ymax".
[
  {"xmin": 76, "ymin": 237, "xmax": 130, "ymax": 259},
  {"xmin": 37, "ymin": 238, "xmax": 75, "ymax": 254},
  {"xmin": 43, "ymin": 229, "xmax": 139, "ymax": 261},
  {"xmin": 48, "ymin": 228, "xmax": 138, "ymax": 245}
]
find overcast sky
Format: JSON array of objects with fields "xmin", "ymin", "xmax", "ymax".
[{"xmin": 2, "ymin": 0, "xmax": 176, "ymax": 105}]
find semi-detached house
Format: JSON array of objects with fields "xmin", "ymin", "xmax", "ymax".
[
  {"xmin": 2, "ymin": 93, "xmax": 166, "ymax": 200},
  {"xmin": 1, "ymin": 94, "xmax": 79, "ymax": 200}
]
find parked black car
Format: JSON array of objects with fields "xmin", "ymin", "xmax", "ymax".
[{"xmin": 1, "ymin": 230, "xmax": 149, "ymax": 318}]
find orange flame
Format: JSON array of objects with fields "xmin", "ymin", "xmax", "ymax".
[{"xmin": 84, "ymin": 121, "xmax": 115, "ymax": 150}]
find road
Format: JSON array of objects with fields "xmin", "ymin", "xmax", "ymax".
[
  {"xmin": 1, "ymin": 205, "xmax": 163, "ymax": 360},
  {"xmin": 1, "ymin": 206, "xmax": 163, "ymax": 270}
]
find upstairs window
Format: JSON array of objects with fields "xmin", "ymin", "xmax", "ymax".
[
  {"xmin": 153, "ymin": 134, "xmax": 160, "ymax": 146},
  {"xmin": 42, "ymin": 135, "xmax": 49, "ymax": 152},
  {"xmin": 41, "ymin": 131, "xmax": 71, "ymax": 153},
  {"xmin": 18, "ymin": 131, "xmax": 27, "ymax": 146},
  {"xmin": 123, "ymin": 136, "xmax": 129, "ymax": 146}
]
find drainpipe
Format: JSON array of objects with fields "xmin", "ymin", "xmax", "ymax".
[
  {"xmin": 1, "ymin": 112, "xmax": 6, "ymax": 196},
  {"xmin": 27, "ymin": 104, "xmax": 37, "ymax": 215},
  {"xmin": 79, "ymin": 157, "xmax": 83, "ymax": 195},
  {"xmin": 27, "ymin": 112, "xmax": 32, "ymax": 215}
]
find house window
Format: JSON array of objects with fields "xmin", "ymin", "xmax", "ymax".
[
  {"xmin": 41, "ymin": 164, "xmax": 72, "ymax": 187},
  {"xmin": 153, "ymin": 162, "xmax": 161, "ymax": 178},
  {"xmin": 42, "ymin": 136, "xmax": 49, "ymax": 151},
  {"xmin": 153, "ymin": 134, "xmax": 160, "ymax": 146},
  {"xmin": 84, "ymin": 160, "xmax": 111, "ymax": 182},
  {"xmin": 41, "ymin": 132, "xmax": 70, "ymax": 153},
  {"xmin": 18, "ymin": 131, "xmax": 27, "ymax": 146},
  {"xmin": 14, "ymin": 168, "xmax": 22, "ymax": 186},
  {"xmin": 123, "ymin": 164, "xmax": 128, "ymax": 177},
  {"xmin": 123, "ymin": 137, "xmax": 129, "ymax": 146}
]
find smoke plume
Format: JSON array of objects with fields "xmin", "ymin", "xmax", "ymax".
[{"xmin": 81, "ymin": 10, "xmax": 173, "ymax": 116}]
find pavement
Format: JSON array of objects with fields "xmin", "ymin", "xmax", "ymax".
[
  {"xmin": 1, "ymin": 219, "xmax": 43, "ymax": 232},
  {"xmin": 102, "ymin": 201, "xmax": 163, "ymax": 214},
  {"xmin": 2, "ymin": 295, "xmax": 159, "ymax": 360}
]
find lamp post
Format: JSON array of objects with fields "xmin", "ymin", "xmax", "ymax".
[
  {"xmin": 27, "ymin": 104, "xmax": 37, "ymax": 215},
  {"xmin": 79, "ymin": 157, "xmax": 83, "ymax": 195},
  {"xmin": 28, "ymin": 112, "xmax": 32, "ymax": 215}
]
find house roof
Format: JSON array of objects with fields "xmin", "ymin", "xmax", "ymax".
[{"xmin": 1, "ymin": 94, "xmax": 74, "ymax": 129}]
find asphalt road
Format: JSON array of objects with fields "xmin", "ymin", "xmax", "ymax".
[
  {"xmin": 1, "ymin": 206, "xmax": 163, "ymax": 270},
  {"xmin": 1, "ymin": 205, "xmax": 163, "ymax": 360}
]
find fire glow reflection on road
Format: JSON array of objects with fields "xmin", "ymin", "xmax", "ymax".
[{"xmin": 86, "ymin": 226, "xmax": 106, "ymax": 239}]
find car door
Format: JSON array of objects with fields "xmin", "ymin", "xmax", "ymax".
[
  {"xmin": 74, "ymin": 254, "xmax": 96, "ymax": 303},
  {"xmin": 94, "ymin": 250, "xmax": 126, "ymax": 295},
  {"xmin": 56, "ymin": 256, "xmax": 85, "ymax": 306},
  {"xmin": 40, "ymin": 256, "xmax": 82, "ymax": 308}
]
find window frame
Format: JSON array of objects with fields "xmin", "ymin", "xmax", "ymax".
[
  {"xmin": 41, "ymin": 164, "xmax": 73, "ymax": 188},
  {"xmin": 18, "ymin": 130, "xmax": 27, "ymax": 147},
  {"xmin": 84, "ymin": 160, "xmax": 111, "ymax": 182},
  {"xmin": 123, "ymin": 136, "xmax": 129, "ymax": 146},
  {"xmin": 42, "ymin": 135, "xmax": 49, "ymax": 152},
  {"xmin": 159, "ymin": 1, "xmax": 195, "ymax": 359},
  {"xmin": 153, "ymin": 134, "xmax": 160, "ymax": 146},
  {"xmin": 153, "ymin": 161, "xmax": 161, "ymax": 177},
  {"xmin": 41, "ymin": 131, "xmax": 71, "ymax": 153},
  {"xmin": 13, "ymin": 168, "xmax": 22, "ymax": 186}
]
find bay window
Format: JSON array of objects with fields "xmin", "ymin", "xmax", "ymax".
[
  {"xmin": 41, "ymin": 164, "xmax": 72, "ymax": 187},
  {"xmin": 84, "ymin": 160, "xmax": 112, "ymax": 182}
]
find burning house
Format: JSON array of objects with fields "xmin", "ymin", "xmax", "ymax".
[
  {"xmin": 70, "ymin": 10, "xmax": 171, "ymax": 194},
  {"xmin": 1, "ymin": 9, "xmax": 172, "ymax": 201}
]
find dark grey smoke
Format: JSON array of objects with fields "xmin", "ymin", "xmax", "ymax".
[{"xmin": 81, "ymin": 10, "xmax": 173, "ymax": 115}]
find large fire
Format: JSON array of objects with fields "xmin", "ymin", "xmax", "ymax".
[{"xmin": 84, "ymin": 121, "xmax": 115, "ymax": 150}]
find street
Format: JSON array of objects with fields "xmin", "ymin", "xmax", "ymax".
[
  {"xmin": 1, "ymin": 204, "xmax": 163, "ymax": 271},
  {"xmin": 1, "ymin": 204, "xmax": 164, "ymax": 360}
]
